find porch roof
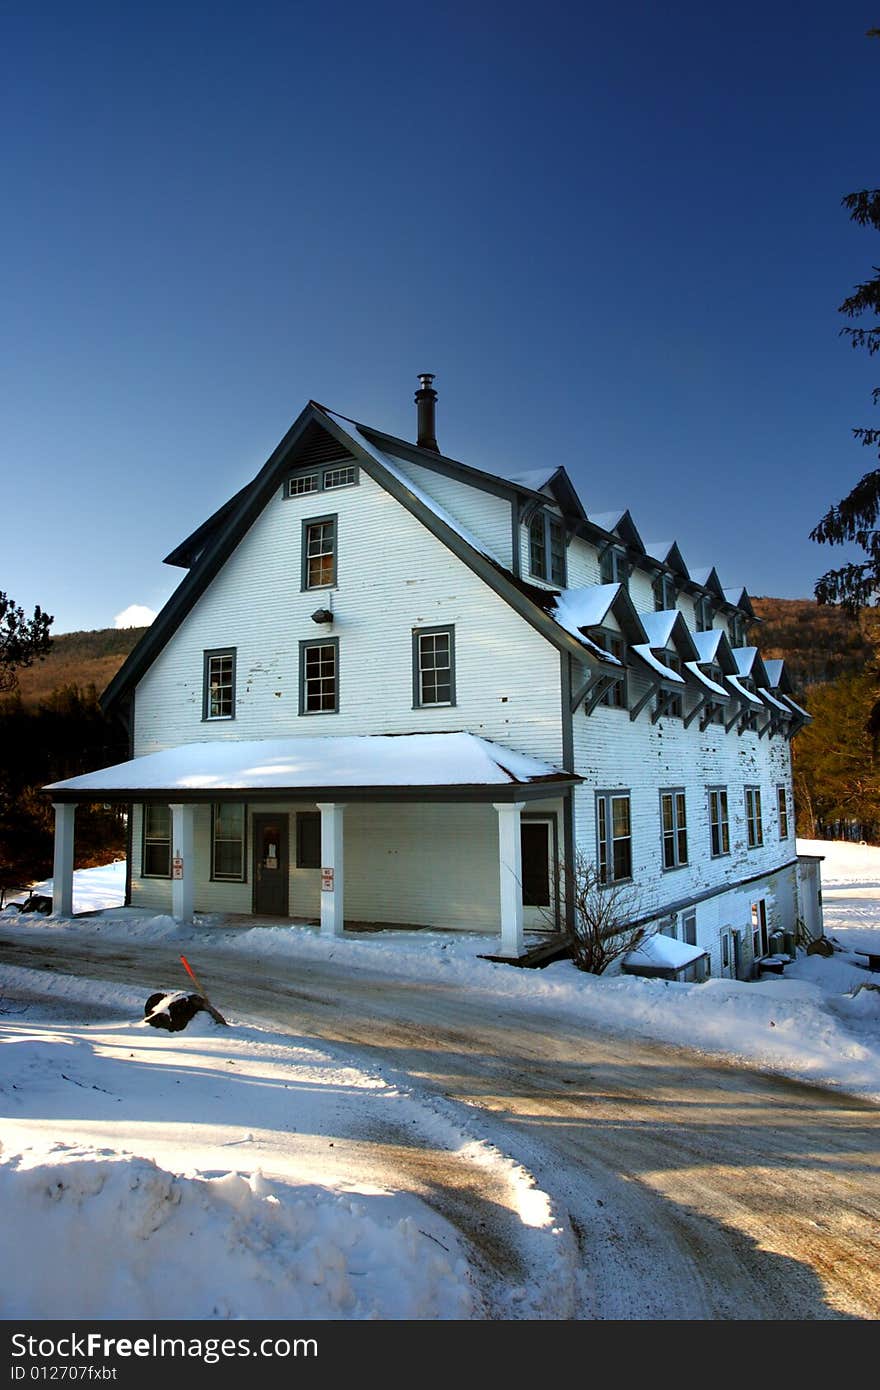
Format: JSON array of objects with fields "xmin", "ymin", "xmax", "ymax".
[{"xmin": 45, "ymin": 732, "xmax": 581, "ymax": 804}]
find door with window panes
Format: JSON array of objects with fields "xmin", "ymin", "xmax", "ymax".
[
  {"xmin": 520, "ymin": 818, "xmax": 558, "ymax": 930},
  {"xmin": 252, "ymin": 814, "xmax": 289, "ymax": 916}
]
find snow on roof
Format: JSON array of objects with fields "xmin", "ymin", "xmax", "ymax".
[
  {"xmin": 725, "ymin": 674, "xmax": 763, "ymax": 707},
  {"xmin": 503, "ymin": 467, "xmax": 557, "ymax": 491},
  {"xmin": 45, "ymin": 733, "xmax": 576, "ymax": 796},
  {"xmin": 589, "ymin": 510, "xmax": 625, "ymax": 534},
  {"xmin": 692, "ymin": 629, "xmax": 724, "ymax": 662},
  {"xmin": 758, "ymin": 688, "xmax": 791, "ymax": 714},
  {"xmin": 684, "ymin": 661, "xmax": 729, "ymax": 698},
  {"xmin": 549, "ymin": 584, "xmax": 622, "ymax": 644},
  {"xmin": 638, "ymin": 610, "xmax": 679, "ymax": 649},
  {"xmin": 320, "ymin": 409, "xmax": 503, "ymax": 566},
  {"xmin": 644, "ymin": 540, "xmax": 674, "ymax": 565},
  {"xmin": 732, "ymin": 646, "xmax": 759, "ymax": 677},
  {"xmin": 781, "ymin": 693, "xmax": 811, "ymax": 721},
  {"xmin": 723, "ymin": 586, "xmax": 747, "ymax": 606},
  {"xmin": 688, "ymin": 567, "xmax": 717, "ymax": 588},
  {"xmin": 630, "ymin": 645, "xmax": 685, "ymax": 683},
  {"xmin": 763, "ymin": 659, "xmax": 785, "ymax": 686},
  {"xmin": 625, "ymin": 933, "xmax": 706, "ymax": 970}
]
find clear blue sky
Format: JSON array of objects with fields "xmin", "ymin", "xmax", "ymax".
[{"xmin": 2, "ymin": 1, "xmax": 877, "ymax": 633}]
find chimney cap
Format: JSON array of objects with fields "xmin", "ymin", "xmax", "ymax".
[{"xmin": 416, "ymin": 372, "xmax": 436, "ymax": 392}]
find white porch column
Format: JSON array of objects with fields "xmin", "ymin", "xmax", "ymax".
[
  {"xmin": 493, "ymin": 801, "xmax": 525, "ymax": 957},
  {"xmin": 168, "ymin": 803, "xmax": 195, "ymax": 924},
  {"xmin": 316, "ymin": 802, "xmax": 345, "ymax": 938},
  {"xmin": 51, "ymin": 803, "xmax": 76, "ymax": 917}
]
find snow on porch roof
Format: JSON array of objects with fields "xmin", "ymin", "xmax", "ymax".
[{"xmin": 45, "ymin": 733, "xmax": 580, "ymax": 800}]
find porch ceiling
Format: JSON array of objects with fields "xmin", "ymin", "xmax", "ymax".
[{"xmin": 45, "ymin": 731, "xmax": 581, "ymax": 805}]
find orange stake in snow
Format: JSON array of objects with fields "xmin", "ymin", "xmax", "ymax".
[{"xmin": 180, "ymin": 954, "xmax": 228, "ymax": 1026}]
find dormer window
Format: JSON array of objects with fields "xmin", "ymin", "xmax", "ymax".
[
  {"xmin": 653, "ymin": 573, "xmax": 677, "ymax": 611},
  {"xmin": 529, "ymin": 511, "xmax": 566, "ymax": 585},
  {"xmin": 728, "ymin": 612, "xmax": 746, "ymax": 646},
  {"xmin": 590, "ymin": 629, "xmax": 627, "ymax": 709},
  {"xmin": 656, "ymin": 651, "xmax": 683, "ymax": 719},
  {"xmin": 694, "ymin": 595, "xmax": 714, "ymax": 632},
  {"xmin": 600, "ymin": 546, "xmax": 629, "ymax": 589}
]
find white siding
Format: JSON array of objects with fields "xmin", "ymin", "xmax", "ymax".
[
  {"xmin": 387, "ymin": 457, "xmax": 514, "ymax": 568},
  {"xmin": 571, "ymin": 656, "xmax": 798, "ymax": 972},
  {"xmin": 131, "ymin": 798, "xmax": 565, "ymax": 931},
  {"xmin": 134, "ymin": 469, "xmax": 563, "ymax": 766}
]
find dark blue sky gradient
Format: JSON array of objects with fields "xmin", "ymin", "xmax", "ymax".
[{"xmin": 2, "ymin": 2, "xmax": 878, "ymax": 631}]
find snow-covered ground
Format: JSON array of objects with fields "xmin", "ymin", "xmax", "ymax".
[{"xmin": 1, "ymin": 838, "xmax": 878, "ymax": 1319}]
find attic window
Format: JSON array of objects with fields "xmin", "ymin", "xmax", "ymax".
[
  {"xmin": 728, "ymin": 612, "xmax": 746, "ymax": 646},
  {"xmin": 528, "ymin": 511, "xmax": 566, "ymax": 585},
  {"xmin": 288, "ymin": 474, "xmax": 319, "ymax": 497},
  {"xmin": 286, "ymin": 464, "xmax": 358, "ymax": 498}
]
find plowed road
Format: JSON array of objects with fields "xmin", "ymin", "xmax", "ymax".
[{"xmin": 2, "ymin": 927, "xmax": 878, "ymax": 1320}]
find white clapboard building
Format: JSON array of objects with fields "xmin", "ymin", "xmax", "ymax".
[{"xmin": 47, "ymin": 377, "xmax": 822, "ymax": 976}]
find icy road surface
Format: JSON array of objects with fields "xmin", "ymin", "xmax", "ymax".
[{"xmin": 1, "ymin": 927, "xmax": 878, "ymax": 1320}]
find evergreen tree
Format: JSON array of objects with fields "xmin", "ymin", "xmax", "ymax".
[
  {"xmin": 0, "ymin": 590, "xmax": 53, "ymax": 693},
  {"xmin": 811, "ymin": 30, "xmax": 880, "ymax": 613}
]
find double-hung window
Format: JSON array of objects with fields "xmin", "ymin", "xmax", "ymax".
[
  {"xmin": 592, "ymin": 630, "xmax": 627, "ymax": 709},
  {"xmin": 745, "ymin": 786, "xmax": 763, "ymax": 848},
  {"xmin": 413, "ymin": 626, "xmax": 456, "ymax": 707},
  {"xmin": 708, "ymin": 787, "xmax": 730, "ymax": 856},
  {"xmin": 777, "ymin": 785, "xmax": 789, "ymax": 838},
  {"xmin": 660, "ymin": 789, "xmax": 688, "ymax": 869},
  {"xmin": 296, "ymin": 812, "xmax": 321, "ymax": 868},
  {"xmin": 653, "ymin": 573, "xmax": 676, "ymax": 610},
  {"xmin": 695, "ymin": 595, "xmax": 714, "ymax": 632},
  {"xmin": 203, "ymin": 648, "xmax": 236, "ymax": 720},
  {"xmin": 142, "ymin": 804, "xmax": 171, "ymax": 878},
  {"xmin": 528, "ymin": 511, "xmax": 566, "ymax": 585},
  {"xmin": 300, "ymin": 638, "xmax": 339, "ymax": 713},
  {"xmin": 211, "ymin": 803, "xmax": 246, "ymax": 881},
  {"xmin": 302, "ymin": 515, "xmax": 337, "ymax": 590},
  {"xmin": 599, "ymin": 546, "xmax": 629, "ymax": 589},
  {"xmin": 597, "ymin": 791, "xmax": 632, "ymax": 883}
]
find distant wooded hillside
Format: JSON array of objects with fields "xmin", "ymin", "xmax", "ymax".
[
  {"xmin": 9, "ymin": 627, "xmax": 147, "ymax": 708},
  {"xmin": 6, "ymin": 605, "xmax": 873, "ymax": 708},
  {"xmin": 749, "ymin": 596, "xmax": 873, "ymax": 689}
]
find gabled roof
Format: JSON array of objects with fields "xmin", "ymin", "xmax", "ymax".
[
  {"xmin": 763, "ymin": 658, "xmax": 793, "ymax": 693},
  {"xmin": 101, "ymin": 403, "xmax": 610, "ymax": 715},
  {"xmin": 691, "ymin": 628, "xmax": 738, "ymax": 672},
  {"xmin": 550, "ymin": 583, "xmax": 648, "ymax": 647},
  {"xmin": 631, "ymin": 645, "xmax": 686, "ymax": 684},
  {"xmin": 689, "ymin": 566, "xmax": 726, "ymax": 600},
  {"xmin": 645, "ymin": 540, "xmax": 690, "ymax": 580},
  {"xmin": 732, "ymin": 646, "xmax": 771, "ymax": 687},
  {"xmin": 590, "ymin": 508, "xmax": 646, "ymax": 554},
  {"xmin": 638, "ymin": 609, "xmax": 699, "ymax": 661},
  {"xmin": 723, "ymin": 585, "xmax": 757, "ymax": 618}
]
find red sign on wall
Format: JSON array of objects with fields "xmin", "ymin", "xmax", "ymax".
[
  {"xmin": 172, "ymin": 856, "xmax": 184, "ymax": 880},
  {"xmin": 321, "ymin": 867, "xmax": 334, "ymax": 892}
]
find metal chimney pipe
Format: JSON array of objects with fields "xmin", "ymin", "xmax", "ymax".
[{"xmin": 415, "ymin": 373, "xmax": 439, "ymax": 452}]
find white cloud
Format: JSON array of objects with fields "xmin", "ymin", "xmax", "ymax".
[{"xmin": 114, "ymin": 604, "xmax": 157, "ymax": 629}]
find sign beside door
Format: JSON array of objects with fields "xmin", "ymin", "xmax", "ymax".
[{"xmin": 321, "ymin": 867, "xmax": 334, "ymax": 892}]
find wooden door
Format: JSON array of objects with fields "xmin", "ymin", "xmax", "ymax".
[{"xmin": 252, "ymin": 814, "xmax": 289, "ymax": 917}]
